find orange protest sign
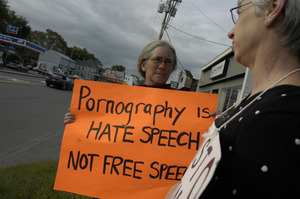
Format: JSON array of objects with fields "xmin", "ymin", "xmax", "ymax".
[{"xmin": 54, "ymin": 79, "xmax": 218, "ymax": 199}]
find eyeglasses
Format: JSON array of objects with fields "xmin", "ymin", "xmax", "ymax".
[
  {"xmin": 230, "ymin": 1, "xmax": 253, "ymax": 24},
  {"xmin": 148, "ymin": 57, "xmax": 173, "ymax": 67}
]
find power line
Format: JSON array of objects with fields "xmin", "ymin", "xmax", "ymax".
[
  {"xmin": 165, "ymin": 29, "xmax": 186, "ymax": 72},
  {"xmin": 155, "ymin": 0, "xmax": 230, "ymax": 77},
  {"xmin": 168, "ymin": 24, "xmax": 231, "ymax": 47},
  {"xmin": 156, "ymin": 1, "xmax": 230, "ymax": 46},
  {"xmin": 187, "ymin": 0, "xmax": 228, "ymax": 33},
  {"xmin": 150, "ymin": 1, "xmax": 161, "ymax": 41}
]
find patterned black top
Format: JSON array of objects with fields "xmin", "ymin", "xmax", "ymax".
[{"xmin": 200, "ymin": 85, "xmax": 300, "ymax": 199}]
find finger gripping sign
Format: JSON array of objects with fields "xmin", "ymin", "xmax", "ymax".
[{"xmin": 54, "ymin": 79, "xmax": 218, "ymax": 199}]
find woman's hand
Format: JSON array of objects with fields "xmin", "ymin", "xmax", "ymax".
[
  {"xmin": 64, "ymin": 108, "xmax": 76, "ymax": 124},
  {"xmin": 209, "ymin": 110, "xmax": 220, "ymax": 117}
]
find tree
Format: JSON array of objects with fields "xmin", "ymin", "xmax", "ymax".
[
  {"xmin": 111, "ymin": 65, "xmax": 126, "ymax": 72},
  {"xmin": 67, "ymin": 46, "xmax": 99, "ymax": 61},
  {"xmin": 8, "ymin": 10, "xmax": 31, "ymax": 38},
  {"xmin": 0, "ymin": 0, "xmax": 31, "ymax": 38},
  {"xmin": 27, "ymin": 29, "xmax": 68, "ymax": 54},
  {"xmin": 27, "ymin": 31, "xmax": 99, "ymax": 61},
  {"xmin": 0, "ymin": 0, "xmax": 9, "ymax": 34},
  {"xmin": 0, "ymin": 0, "xmax": 32, "ymax": 63},
  {"xmin": 0, "ymin": 1, "xmax": 100, "ymax": 63},
  {"xmin": 6, "ymin": 53, "xmax": 20, "ymax": 63}
]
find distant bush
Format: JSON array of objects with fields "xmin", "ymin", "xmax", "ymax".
[{"xmin": 6, "ymin": 53, "xmax": 20, "ymax": 63}]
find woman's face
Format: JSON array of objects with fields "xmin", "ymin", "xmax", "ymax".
[
  {"xmin": 141, "ymin": 46, "xmax": 174, "ymax": 86},
  {"xmin": 228, "ymin": 0, "xmax": 265, "ymax": 67}
]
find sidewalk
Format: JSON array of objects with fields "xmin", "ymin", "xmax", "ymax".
[{"xmin": 0, "ymin": 67, "xmax": 46, "ymax": 79}]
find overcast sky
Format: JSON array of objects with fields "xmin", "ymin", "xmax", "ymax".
[{"xmin": 8, "ymin": 0, "xmax": 237, "ymax": 80}]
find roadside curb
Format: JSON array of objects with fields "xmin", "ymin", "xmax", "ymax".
[{"xmin": 0, "ymin": 69, "xmax": 46, "ymax": 79}]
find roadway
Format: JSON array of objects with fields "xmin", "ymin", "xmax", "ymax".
[{"xmin": 0, "ymin": 67, "xmax": 73, "ymax": 168}]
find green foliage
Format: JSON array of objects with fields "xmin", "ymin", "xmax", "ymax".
[
  {"xmin": 67, "ymin": 46, "xmax": 99, "ymax": 61},
  {"xmin": 27, "ymin": 31, "xmax": 99, "ymax": 61},
  {"xmin": 0, "ymin": 160, "xmax": 91, "ymax": 199},
  {"xmin": 27, "ymin": 29, "xmax": 68, "ymax": 54},
  {"xmin": 6, "ymin": 53, "xmax": 19, "ymax": 62},
  {"xmin": 8, "ymin": 10, "xmax": 31, "ymax": 38},
  {"xmin": 0, "ymin": 0, "xmax": 9, "ymax": 33},
  {"xmin": 0, "ymin": 0, "xmax": 31, "ymax": 38},
  {"xmin": 21, "ymin": 48, "xmax": 40, "ymax": 61},
  {"xmin": 111, "ymin": 65, "xmax": 126, "ymax": 72},
  {"xmin": 0, "ymin": 0, "xmax": 99, "ymax": 63}
]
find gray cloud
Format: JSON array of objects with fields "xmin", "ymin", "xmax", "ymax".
[{"xmin": 8, "ymin": 0, "xmax": 237, "ymax": 79}]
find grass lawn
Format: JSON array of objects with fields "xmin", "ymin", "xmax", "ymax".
[{"xmin": 0, "ymin": 160, "xmax": 91, "ymax": 199}]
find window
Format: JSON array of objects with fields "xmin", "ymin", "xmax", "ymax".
[
  {"xmin": 180, "ymin": 77, "xmax": 184, "ymax": 83},
  {"xmin": 219, "ymin": 87, "xmax": 241, "ymax": 112},
  {"xmin": 212, "ymin": 89, "xmax": 219, "ymax": 94}
]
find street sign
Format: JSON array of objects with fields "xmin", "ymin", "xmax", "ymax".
[
  {"xmin": 11, "ymin": 37, "xmax": 26, "ymax": 46},
  {"xmin": 0, "ymin": 34, "xmax": 12, "ymax": 42},
  {"xmin": 0, "ymin": 33, "xmax": 46, "ymax": 53},
  {"xmin": 6, "ymin": 25, "xmax": 19, "ymax": 35},
  {"xmin": 25, "ymin": 41, "xmax": 46, "ymax": 53}
]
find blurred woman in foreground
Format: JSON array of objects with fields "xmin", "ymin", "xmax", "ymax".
[{"xmin": 166, "ymin": 0, "xmax": 300, "ymax": 198}]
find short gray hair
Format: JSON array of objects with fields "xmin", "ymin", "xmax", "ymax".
[
  {"xmin": 137, "ymin": 40, "xmax": 177, "ymax": 78},
  {"xmin": 240, "ymin": 0, "xmax": 300, "ymax": 59}
]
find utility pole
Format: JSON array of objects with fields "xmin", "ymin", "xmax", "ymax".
[{"xmin": 157, "ymin": 0, "xmax": 182, "ymax": 40}]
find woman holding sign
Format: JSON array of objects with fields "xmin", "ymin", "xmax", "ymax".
[
  {"xmin": 136, "ymin": 40, "xmax": 177, "ymax": 88},
  {"xmin": 167, "ymin": 0, "xmax": 300, "ymax": 198},
  {"xmin": 64, "ymin": 40, "xmax": 177, "ymax": 124}
]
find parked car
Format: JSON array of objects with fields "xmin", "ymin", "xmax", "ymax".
[
  {"xmin": 26, "ymin": 65, "xmax": 35, "ymax": 70},
  {"xmin": 6, "ymin": 62, "xmax": 29, "ymax": 73},
  {"xmin": 45, "ymin": 73, "xmax": 74, "ymax": 90},
  {"xmin": 36, "ymin": 68, "xmax": 53, "ymax": 76}
]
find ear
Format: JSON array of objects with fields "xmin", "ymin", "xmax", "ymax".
[
  {"xmin": 264, "ymin": 0, "xmax": 286, "ymax": 26},
  {"xmin": 141, "ymin": 63, "xmax": 146, "ymax": 72}
]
